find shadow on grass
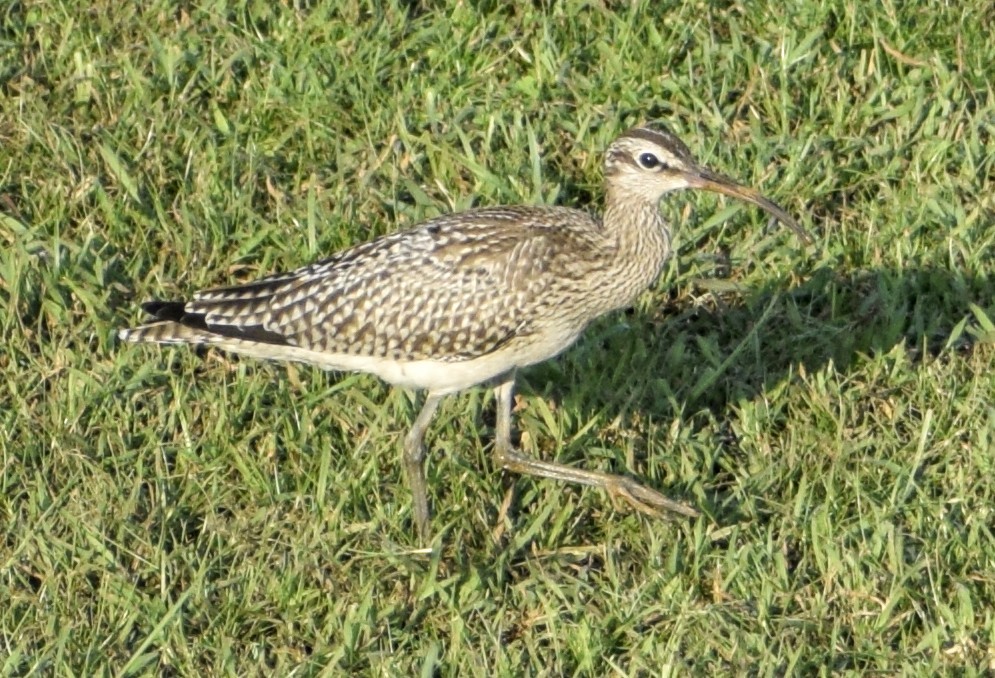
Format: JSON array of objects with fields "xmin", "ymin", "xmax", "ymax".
[{"xmin": 509, "ymin": 264, "xmax": 993, "ymax": 527}]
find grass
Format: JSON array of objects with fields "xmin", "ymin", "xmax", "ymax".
[{"xmin": 3, "ymin": 0, "xmax": 995, "ymax": 673}]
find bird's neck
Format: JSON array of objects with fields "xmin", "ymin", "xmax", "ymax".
[
  {"xmin": 602, "ymin": 196, "xmax": 672, "ymax": 274},
  {"xmin": 593, "ymin": 194, "xmax": 673, "ymax": 313}
]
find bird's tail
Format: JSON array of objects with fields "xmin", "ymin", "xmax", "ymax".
[
  {"xmin": 118, "ymin": 321, "xmax": 218, "ymax": 345},
  {"xmin": 118, "ymin": 300, "xmax": 292, "ymax": 348},
  {"xmin": 118, "ymin": 301, "xmax": 211, "ymax": 344}
]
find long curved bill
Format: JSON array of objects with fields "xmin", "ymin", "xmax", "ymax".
[{"xmin": 686, "ymin": 166, "xmax": 812, "ymax": 244}]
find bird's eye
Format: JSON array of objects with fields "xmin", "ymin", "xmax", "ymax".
[{"xmin": 637, "ymin": 152, "xmax": 661, "ymax": 169}]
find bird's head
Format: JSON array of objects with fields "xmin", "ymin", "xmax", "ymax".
[{"xmin": 604, "ymin": 123, "xmax": 811, "ymax": 243}]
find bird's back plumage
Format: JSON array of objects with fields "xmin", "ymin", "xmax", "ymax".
[{"xmin": 120, "ymin": 206, "xmax": 616, "ymax": 374}]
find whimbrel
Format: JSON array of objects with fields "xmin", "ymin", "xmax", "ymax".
[{"xmin": 119, "ymin": 123, "xmax": 809, "ymax": 537}]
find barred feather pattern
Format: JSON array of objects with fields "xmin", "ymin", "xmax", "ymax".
[{"xmin": 120, "ymin": 205, "xmax": 669, "ymax": 371}]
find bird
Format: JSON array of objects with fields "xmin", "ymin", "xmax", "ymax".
[{"xmin": 119, "ymin": 123, "xmax": 810, "ymax": 539}]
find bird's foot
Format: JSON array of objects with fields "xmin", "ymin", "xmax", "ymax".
[
  {"xmin": 603, "ymin": 475, "xmax": 700, "ymax": 519},
  {"xmin": 493, "ymin": 444, "xmax": 699, "ymax": 520}
]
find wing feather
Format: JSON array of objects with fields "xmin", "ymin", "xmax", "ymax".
[{"xmin": 121, "ymin": 206, "xmax": 605, "ymax": 362}]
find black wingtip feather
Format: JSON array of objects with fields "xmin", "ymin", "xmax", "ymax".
[
  {"xmin": 138, "ymin": 299, "xmax": 291, "ymax": 346},
  {"xmin": 141, "ymin": 300, "xmax": 187, "ymax": 321}
]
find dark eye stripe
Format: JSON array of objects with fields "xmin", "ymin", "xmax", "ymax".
[{"xmin": 607, "ymin": 150, "xmax": 639, "ymax": 168}]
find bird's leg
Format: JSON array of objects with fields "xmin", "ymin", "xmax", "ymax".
[
  {"xmin": 491, "ymin": 375, "xmax": 699, "ymax": 519},
  {"xmin": 403, "ymin": 392, "xmax": 442, "ymax": 538}
]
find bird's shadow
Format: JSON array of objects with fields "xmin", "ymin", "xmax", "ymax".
[{"xmin": 501, "ymin": 263, "xmax": 992, "ymax": 526}]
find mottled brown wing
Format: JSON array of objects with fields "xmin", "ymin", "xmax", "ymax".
[{"xmin": 179, "ymin": 206, "xmax": 598, "ymax": 361}]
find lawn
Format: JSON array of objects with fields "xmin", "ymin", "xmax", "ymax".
[{"xmin": 3, "ymin": 0, "xmax": 995, "ymax": 674}]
